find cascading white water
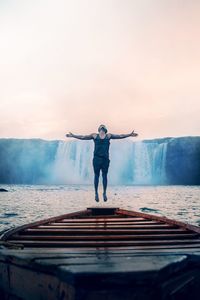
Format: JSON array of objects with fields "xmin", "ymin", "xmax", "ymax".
[
  {"xmin": 152, "ymin": 142, "xmax": 168, "ymax": 183},
  {"xmin": 52, "ymin": 141, "xmax": 93, "ymax": 184},
  {"xmin": 52, "ymin": 139, "xmax": 168, "ymax": 185},
  {"xmin": 133, "ymin": 142, "xmax": 153, "ymax": 184},
  {"xmin": 132, "ymin": 141, "xmax": 168, "ymax": 184}
]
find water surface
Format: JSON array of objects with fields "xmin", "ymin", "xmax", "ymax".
[{"xmin": 0, "ymin": 185, "xmax": 200, "ymax": 233}]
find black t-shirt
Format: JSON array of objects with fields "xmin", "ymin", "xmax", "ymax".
[{"xmin": 93, "ymin": 134, "xmax": 110, "ymax": 159}]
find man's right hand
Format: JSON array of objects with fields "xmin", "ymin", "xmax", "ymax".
[{"xmin": 66, "ymin": 132, "xmax": 73, "ymax": 137}]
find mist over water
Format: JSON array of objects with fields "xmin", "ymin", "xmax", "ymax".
[{"xmin": 52, "ymin": 140, "xmax": 168, "ymax": 185}]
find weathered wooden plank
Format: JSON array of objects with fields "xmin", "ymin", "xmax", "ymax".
[
  {"xmin": 59, "ymin": 217, "xmax": 147, "ymax": 222},
  {"xmin": 56, "ymin": 254, "xmax": 187, "ymax": 274},
  {"xmin": 9, "ymin": 233, "xmax": 198, "ymax": 241},
  {"xmin": 8, "ymin": 239, "xmax": 200, "ymax": 248},
  {"xmin": 50, "ymin": 220, "xmax": 156, "ymax": 226},
  {"xmin": 3, "ymin": 243, "xmax": 200, "ymax": 253},
  {"xmin": 36, "ymin": 223, "xmax": 174, "ymax": 229},
  {"xmin": 54, "ymin": 219, "xmax": 148, "ymax": 225},
  {"xmin": 117, "ymin": 208, "xmax": 200, "ymax": 234},
  {"xmin": 78, "ymin": 214, "xmax": 125, "ymax": 219},
  {"xmin": 19, "ymin": 228, "xmax": 189, "ymax": 235},
  {"xmin": 32, "ymin": 254, "xmax": 187, "ymax": 271}
]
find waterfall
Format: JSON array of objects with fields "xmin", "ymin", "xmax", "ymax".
[
  {"xmin": 132, "ymin": 141, "xmax": 168, "ymax": 184},
  {"xmin": 152, "ymin": 142, "xmax": 168, "ymax": 183},
  {"xmin": 133, "ymin": 142, "xmax": 153, "ymax": 184},
  {"xmin": 1, "ymin": 137, "xmax": 199, "ymax": 185},
  {"xmin": 52, "ymin": 140, "xmax": 168, "ymax": 185},
  {"xmin": 52, "ymin": 141, "xmax": 93, "ymax": 184}
]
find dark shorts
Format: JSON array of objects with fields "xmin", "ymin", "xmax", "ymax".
[{"xmin": 93, "ymin": 156, "xmax": 110, "ymax": 174}]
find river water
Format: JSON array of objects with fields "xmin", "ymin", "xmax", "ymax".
[{"xmin": 0, "ymin": 184, "xmax": 200, "ymax": 233}]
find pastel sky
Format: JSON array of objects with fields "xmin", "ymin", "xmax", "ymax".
[{"xmin": 0, "ymin": 0, "xmax": 199, "ymax": 140}]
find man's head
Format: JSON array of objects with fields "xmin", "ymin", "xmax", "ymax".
[{"xmin": 98, "ymin": 124, "xmax": 107, "ymax": 134}]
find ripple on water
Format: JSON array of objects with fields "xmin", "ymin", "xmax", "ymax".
[
  {"xmin": 1, "ymin": 213, "xmax": 19, "ymax": 218},
  {"xmin": 139, "ymin": 207, "xmax": 161, "ymax": 214}
]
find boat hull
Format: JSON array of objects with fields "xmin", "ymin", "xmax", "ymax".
[{"xmin": 1, "ymin": 207, "xmax": 200, "ymax": 300}]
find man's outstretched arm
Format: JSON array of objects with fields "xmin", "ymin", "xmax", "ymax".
[
  {"xmin": 109, "ymin": 130, "xmax": 138, "ymax": 139},
  {"xmin": 66, "ymin": 132, "xmax": 96, "ymax": 140}
]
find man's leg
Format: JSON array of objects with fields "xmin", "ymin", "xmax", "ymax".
[
  {"xmin": 94, "ymin": 170, "xmax": 100, "ymax": 201},
  {"xmin": 102, "ymin": 171, "xmax": 108, "ymax": 201},
  {"xmin": 102, "ymin": 159, "xmax": 110, "ymax": 201},
  {"xmin": 93, "ymin": 158, "xmax": 100, "ymax": 202}
]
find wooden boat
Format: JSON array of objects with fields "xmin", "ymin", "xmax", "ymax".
[{"xmin": 1, "ymin": 207, "xmax": 200, "ymax": 300}]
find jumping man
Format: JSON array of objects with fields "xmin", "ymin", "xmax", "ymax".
[{"xmin": 66, "ymin": 125, "xmax": 138, "ymax": 202}]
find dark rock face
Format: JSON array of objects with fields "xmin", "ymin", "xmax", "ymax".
[
  {"xmin": 0, "ymin": 139, "xmax": 59, "ymax": 184},
  {"xmin": 0, "ymin": 188, "xmax": 8, "ymax": 192},
  {"xmin": 165, "ymin": 137, "xmax": 200, "ymax": 185}
]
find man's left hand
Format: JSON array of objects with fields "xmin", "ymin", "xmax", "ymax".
[{"xmin": 130, "ymin": 130, "xmax": 138, "ymax": 137}]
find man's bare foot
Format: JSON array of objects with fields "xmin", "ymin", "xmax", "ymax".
[
  {"xmin": 103, "ymin": 192, "xmax": 107, "ymax": 202},
  {"xmin": 95, "ymin": 193, "xmax": 99, "ymax": 202}
]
